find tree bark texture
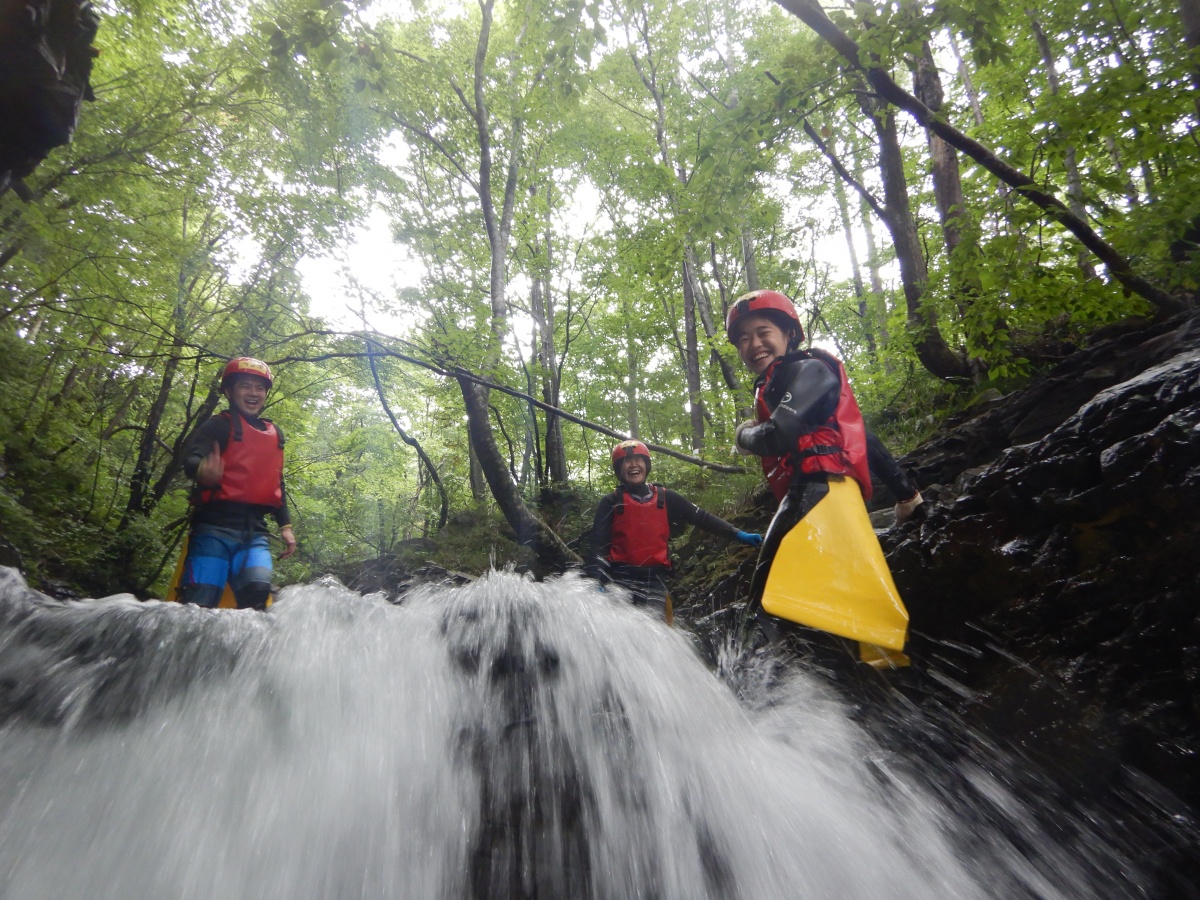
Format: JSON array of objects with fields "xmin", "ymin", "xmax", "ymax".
[
  {"xmin": 459, "ymin": 377, "xmax": 579, "ymax": 571},
  {"xmin": 741, "ymin": 233, "xmax": 760, "ymax": 291},
  {"xmin": 912, "ymin": 41, "xmax": 1002, "ymax": 365},
  {"xmin": 681, "ymin": 256, "xmax": 705, "ymax": 449},
  {"xmin": 854, "ymin": 93, "xmax": 970, "ymax": 380},
  {"xmin": 1181, "ymin": 0, "xmax": 1200, "ymax": 117},
  {"xmin": 531, "ymin": 268, "xmax": 568, "ymax": 485},
  {"xmin": 689, "ymin": 245, "xmax": 741, "ymax": 391},
  {"xmin": 829, "ymin": 149, "xmax": 875, "ymax": 355}
]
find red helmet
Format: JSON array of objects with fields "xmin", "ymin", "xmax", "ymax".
[
  {"xmin": 725, "ymin": 289, "xmax": 804, "ymax": 346},
  {"xmin": 611, "ymin": 439, "xmax": 651, "ymax": 475},
  {"xmin": 221, "ymin": 357, "xmax": 273, "ymax": 391}
]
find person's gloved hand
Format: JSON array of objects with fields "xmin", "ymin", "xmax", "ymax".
[
  {"xmin": 733, "ymin": 419, "xmax": 756, "ymax": 456},
  {"xmin": 735, "ymin": 531, "xmax": 763, "ymax": 547},
  {"xmin": 595, "ymin": 582, "xmax": 607, "ymax": 593},
  {"xmin": 894, "ymin": 491, "xmax": 924, "ymax": 524}
]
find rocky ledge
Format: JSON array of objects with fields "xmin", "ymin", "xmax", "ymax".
[{"xmin": 881, "ymin": 311, "xmax": 1200, "ymax": 814}]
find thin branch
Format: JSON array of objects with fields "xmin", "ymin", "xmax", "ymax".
[
  {"xmin": 384, "ymin": 110, "xmax": 479, "ymax": 190},
  {"xmin": 365, "ymin": 342, "xmax": 449, "ymax": 531},
  {"xmin": 801, "ymin": 119, "xmax": 887, "ymax": 221},
  {"xmin": 268, "ymin": 333, "xmax": 750, "ymax": 474}
]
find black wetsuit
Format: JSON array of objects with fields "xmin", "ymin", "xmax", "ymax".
[
  {"xmin": 737, "ymin": 352, "xmax": 916, "ymax": 614},
  {"xmin": 588, "ymin": 482, "xmax": 742, "ymax": 611}
]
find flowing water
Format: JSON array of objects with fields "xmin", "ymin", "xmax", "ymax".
[{"xmin": 0, "ymin": 566, "xmax": 1162, "ymax": 899}]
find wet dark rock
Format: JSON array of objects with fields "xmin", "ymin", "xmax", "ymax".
[
  {"xmin": 0, "ymin": 567, "xmax": 267, "ymax": 729},
  {"xmin": 329, "ymin": 545, "xmax": 474, "ymax": 602},
  {"xmin": 878, "ymin": 311, "xmax": 1200, "ymax": 820},
  {"xmin": 1, "ymin": 0, "xmax": 101, "ymax": 198},
  {"xmin": 0, "ymin": 535, "xmax": 22, "ymax": 569}
]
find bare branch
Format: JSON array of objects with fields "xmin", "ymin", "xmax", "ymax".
[{"xmin": 266, "ymin": 332, "xmax": 751, "ymax": 474}]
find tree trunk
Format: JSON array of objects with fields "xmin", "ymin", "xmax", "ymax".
[
  {"xmin": 459, "ymin": 377, "xmax": 578, "ymax": 570},
  {"xmin": 1181, "ymin": 0, "xmax": 1200, "ymax": 118},
  {"xmin": 468, "ymin": 439, "xmax": 487, "ymax": 502},
  {"xmin": 913, "ymin": 41, "xmax": 1002, "ymax": 366},
  {"xmin": 863, "ymin": 95, "xmax": 969, "ymax": 380},
  {"xmin": 450, "ymin": 0, "xmax": 576, "ymax": 565},
  {"xmin": 947, "ymin": 33, "xmax": 985, "ymax": 128},
  {"xmin": 622, "ymin": 301, "xmax": 640, "ymax": 439},
  {"xmin": 912, "ymin": 43, "xmax": 966, "ymax": 261},
  {"xmin": 367, "ymin": 346, "xmax": 449, "ymax": 532},
  {"xmin": 691, "ymin": 245, "xmax": 741, "ymax": 391},
  {"xmin": 829, "ymin": 146, "xmax": 874, "ymax": 355},
  {"xmin": 681, "ymin": 257, "xmax": 705, "ymax": 449},
  {"xmin": 531, "ymin": 211, "xmax": 568, "ymax": 484},
  {"xmin": 741, "ymin": 233, "xmax": 760, "ymax": 291},
  {"xmin": 121, "ymin": 265, "xmax": 190, "ymax": 529},
  {"xmin": 852, "ymin": 142, "xmax": 888, "ymax": 345}
]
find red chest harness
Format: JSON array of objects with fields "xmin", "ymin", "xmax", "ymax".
[
  {"xmin": 199, "ymin": 411, "xmax": 285, "ymax": 509},
  {"xmin": 755, "ymin": 349, "xmax": 872, "ymax": 502},
  {"xmin": 607, "ymin": 484, "xmax": 671, "ymax": 568}
]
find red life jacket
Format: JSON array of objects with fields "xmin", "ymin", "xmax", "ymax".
[
  {"xmin": 754, "ymin": 349, "xmax": 873, "ymax": 502},
  {"xmin": 607, "ymin": 484, "xmax": 671, "ymax": 569},
  {"xmin": 200, "ymin": 411, "xmax": 285, "ymax": 509}
]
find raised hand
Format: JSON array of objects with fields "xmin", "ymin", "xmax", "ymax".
[{"xmin": 196, "ymin": 442, "xmax": 224, "ymax": 487}]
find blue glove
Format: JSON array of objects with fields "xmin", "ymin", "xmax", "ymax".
[{"xmin": 736, "ymin": 531, "xmax": 763, "ymax": 547}]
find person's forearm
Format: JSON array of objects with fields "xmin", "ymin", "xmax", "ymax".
[
  {"xmin": 736, "ymin": 420, "xmax": 789, "ymax": 456},
  {"xmin": 664, "ymin": 491, "xmax": 745, "ymax": 541},
  {"xmin": 767, "ymin": 359, "xmax": 839, "ymax": 448},
  {"xmin": 273, "ymin": 480, "xmax": 292, "ymax": 527},
  {"xmin": 866, "ymin": 430, "xmax": 918, "ymax": 500},
  {"xmin": 182, "ymin": 419, "xmax": 225, "ymax": 478}
]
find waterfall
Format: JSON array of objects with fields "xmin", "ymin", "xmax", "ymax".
[{"xmin": 0, "ymin": 566, "xmax": 1146, "ymax": 899}]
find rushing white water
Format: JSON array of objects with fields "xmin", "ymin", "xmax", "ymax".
[{"xmin": 0, "ymin": 566, "xmax": 1145, "ymax": 899}]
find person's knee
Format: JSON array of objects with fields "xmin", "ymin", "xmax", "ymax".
[
  {"xmin": 238, "ymin": 580, "xmax": 272, "ymax": 610},
  {"xmin": 179, "ymin": 582, "xmax": 223, "ymax": 608}
]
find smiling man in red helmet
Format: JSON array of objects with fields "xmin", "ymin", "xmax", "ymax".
[
  {"xmin": 177, "ymin": 357, "xmax": 296, "ymax": 610},
  {"xmin": 588, "ymin": 439, "xmax": 762, "ymax": 624}
]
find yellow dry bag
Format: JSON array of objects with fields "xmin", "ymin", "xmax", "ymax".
[{"xmin": 761, "ymin": 476, "xmax": 909, "ymax": 654}]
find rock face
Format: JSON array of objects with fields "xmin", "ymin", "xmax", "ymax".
[
  {"xmin": 879, "ymin": 311, "xmax": 1200, "ymax": 818},
  {"xmin": 0, "ymin": 0, "xmax": 101, "ymax": 199}
]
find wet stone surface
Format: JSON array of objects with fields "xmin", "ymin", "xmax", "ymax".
[{"xmin": 881, "ymin": 315, "xmax": 1200, "ymax": 819}]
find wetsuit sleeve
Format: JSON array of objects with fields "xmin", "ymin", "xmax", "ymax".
[
  {"xmin": 182, "ymin": 416, "xmax": 230, "ymax": 479},
  {"xmin": 735, "ymin": 358, "xmax": 840, "ymax": 457},
  {"xmin": 587, "ymin": 494, "xmax": 617, "ymax": 582},
  {"xmin": 663, "ymin": 490, "xmax": 741, "ymax": 540},
  {"xmin": 866, "ymin": 430, "xmax": 918, "ymax": 502}
]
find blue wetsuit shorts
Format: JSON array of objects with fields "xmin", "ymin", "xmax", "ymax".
[{"xmin": 181, "ymin": 524, "xmax": 272, "ymax": 608}]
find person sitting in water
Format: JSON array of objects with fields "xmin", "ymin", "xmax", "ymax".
[
  {"xmin": 727, "ymin": 289, "xmax": 921, "ymax": 621},
  {"xmin": 588, "ymin": 439, "xmax": 762, "ymax": 624},
  {"xmin": 178, "ymin": 356, "xmax": 296, "ymax": 610}
]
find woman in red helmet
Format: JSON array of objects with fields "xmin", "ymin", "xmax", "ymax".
[
  {"xmin": 177, "ymin": 357, "xmax": 296, "ymax": 610},
  {"xmin": 727, "ymin": 290, "xmax": 922, "ymax": 618},
  {"xmin": 588, "ymin": 439, "xmax": 761, "ymax": 623}
]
